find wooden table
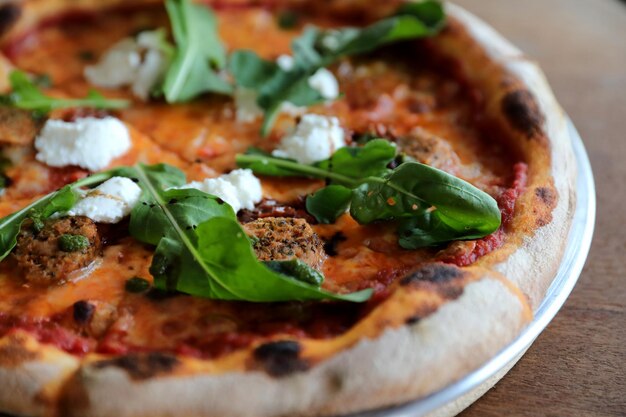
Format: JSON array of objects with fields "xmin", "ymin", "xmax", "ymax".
[{"xmin": 452, "ymin": 1, "xmax": 626, "ymax": 416}]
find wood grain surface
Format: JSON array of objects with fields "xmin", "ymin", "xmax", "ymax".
[{"xmin": 453, "ymin": 1, "xmax": 626, "ymax": 416}]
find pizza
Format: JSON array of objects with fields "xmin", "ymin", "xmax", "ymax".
[{"xmin": 0, "ymin": 1, "xmax": 576, "ymax": 416}]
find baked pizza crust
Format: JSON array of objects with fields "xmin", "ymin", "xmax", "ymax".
[
  {"xmin": 439, "ymin": 5, "xmax": 576, "ymax": 309},
  {"xmin": 0, "ymin": 1, "xmax": 576, "ymax": 416}
]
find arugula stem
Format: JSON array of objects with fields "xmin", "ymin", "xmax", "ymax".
[
  {"xmin": 235, "ymin": 154, "xmax": 426, "ymax": 203},
  {"xmin": 236, "ymin": 154, "xmax": 359, "ymax": 184},
  {"xmin": 132, "ymin": 165, "xmax": 196, "ymax": 252}
]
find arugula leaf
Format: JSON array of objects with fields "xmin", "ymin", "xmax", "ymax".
[
  {"xmin": 306, "ymin": 185, "xmax": 353, "ymax": 224},
  {"xmin": 0, "ymin": 171, "xmax": 116, "ymax": 261},
  {"xmin": 229, "ymin": 1, "xmax": 445, "ymax": 135},
  {"xmin": 349, "ymin": 162, "xmax": 501, "ymax": 232},
  {"xmin": 277, "ymin": 10, "xmax": 300, "ymax": 30},
  {"xmin": 316, "ymin": 139, "xmax": 396, "ymax": 180},
  {"xmin": 161, "ymin": 0, "xmax": 232, "ymax": 102},
  {"xmin": 237, "ymin": 148, "xmax": 311, "ymax": 177},
  {"xmin": 0, "ymin": 70, "xmax": 129, "ymax": 114},
  {"xmin": 128, "ymin": 163, "xmax": 371, "ymax": 302},
  {"xmin": 318, "ymin": 1, "xmax": 445, "ymax": 57},
  {"xmin": 236, "ymin": 139, "xmax": 501, "ymax": 248}
]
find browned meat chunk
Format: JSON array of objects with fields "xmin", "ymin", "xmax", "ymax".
[
  {"xmin": 12, "ymin": 216, "xmax": 101, "ymax": 285},
  {"xmin": 0, "ymin": 107, "xmax": 45, "ymax": 146},
  {"xmin": 396, "ymin": 127, "xmax": 461, "ymax": 174},
  {"xmin": 242, "ymin": 217, "xmax": 326, "ymax": 270}
]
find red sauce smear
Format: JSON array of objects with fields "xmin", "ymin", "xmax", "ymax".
[
  {"xmin": 440, "ymin": 162, "xmax": 528, "ymax": 266},
  {"xmin": 0, "ymin": 313, "xmax": 93, "ymax": 355},
  {"xmin": 48, "ymin": 166, "xmax": 89, "ymax": 191}
]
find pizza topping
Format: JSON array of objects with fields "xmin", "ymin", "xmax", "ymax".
[
  {"xmin": 12, "ymin": 216, "xmax": 101, "ymax": 285},
  {"xmin": 84, "ymin": 30, "xmax": 171, "ymax": 100},
  {"xmin": 0, "ymin": 70, "xmax": 129, "ymax": 113},
  {"xmin": 0, "ymin": 173, "xmax": 108, "ymax": 262},
  {"xmin": 395, "ymin": 127, "xmax": 461, "ymax": 174},
  {"xmin": 243, "ymin": 217, "xmax": 327, "ymax": 270},
  {"xmin": 126, "ymin": 164, "xmax": 371, "ymax": 302},
  {"xmin": 229, "ymin": 1, "xmax": 445, "ymax": 135},
  {"xmin": 233, "ymin": 58, "xmax": 339, "ymax": 123},
  {"xmin": 0, "ymin": 106, "xmax": 45, "ymax": 146},
  {"xmin": 160, "ymin": 0, "xmax": 231, "ymax": 102},
  {"xmin": 272, "ymin": 114, "xmax": 346, "ymax": 164},
  {"xmin": 58, "ymin": 233, "xmax": 90, "ymax": 252},
  {"xmin": 66, "ymin": 176, "xmax": 142, "ymax": 224},
  {"xmin": 125, "ymin": 277, "xmax": 151, "ymax": 293},
  {"xmin": 307, "ymin": 68, "xmax": 340, "ymax": 101},
  {"xmin": 234, "ymin": 87, "xmax": 264, "ymax": 123},
  {"xmin": 173, "ymin": 168, "xmax": 262, "ymax": 213},
  {"xmin": 0, "ymin": 163, "xmax": 369, "ymax": 301},
  {"xmin": 237, "ymin": 138, "xmax": 501, "ymax": 247},
  {"xmin": 276, "ymin": 54, "xmax": 340, "ymax": 101},
  {"xmin": 238, "ymin": 198, "xmax": 316, "ymax": 224},
  {"xmin": 34, "ymin": 117, "xmax": 131, "ymax": 171}
]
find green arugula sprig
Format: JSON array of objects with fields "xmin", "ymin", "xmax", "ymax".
[
  {"xmin": 0, "ymin": 70, "xmax": 129, "ymax": 114},
  {"xmin": 229, "ymin": 1, "xmax": 445, "ymax": 135},
  {"xmin": 161, "ymin": 0, "xmax": 232, "ymax": 102},
  {"xmin": 236, "ymin": 139, "xmax": 501, "ymax": 249},
  {"xmin": 0, "ymin": 164, "xmax": 371, "ymax": 302}
]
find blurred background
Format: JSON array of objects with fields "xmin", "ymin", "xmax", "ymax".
[{"xmin": 453, "ymin": 1, "xmax": 625, "ymax": 416}]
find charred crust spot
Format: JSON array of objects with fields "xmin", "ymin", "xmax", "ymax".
[
  {"xmin": 72, "ymin": 301, "xmax": 95, "ymax": 325},
  {"xmin": 253, "ymin": 341, "xmax": 309, "ymax": 377},
  {"xmin": 438, "ymin": 285, "xmax": 464, "ymax": 300},
  {"xmin": 535, "ymin": 186, "xmax": 557, "ymax": 207},
  {"xmin": 0, "ymin": 3, "xmax": 20, "ymax": 37},
  {"xmin": 327, "ymin": 371, "xmax": 344, "ymax": 393},
  {"xmin": 502, "ymin": 90, "xmax": 544, "ymax": 139},
  {"xmin": 400, "ymin": 263, "xmax": 463, "ymax": 286},
  {"xmin": 93, "ymin": 353, "xmax": 180, "ymax": 380}
]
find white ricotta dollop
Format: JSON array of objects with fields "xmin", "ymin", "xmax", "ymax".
[
  {"xmin": 34, "ymin": 117, "xmax": 131, "ymax": 171},
  {"xmin": 276, "ymin": 54, "xmax": 295, "ymax": 71},
  {"xmin": 84, "ymin": 39, "xmax": 141, "ymax": 88},
  {"xmin": 277, "ymin": 54, "xmax": 339, "ymax": 100},
  {"xmin": 84, "ymin": 31, "xmax": 169, "ymax": 101},
  {"xmin": 308, "ymin": 68, "xmax": 339, "ymax": 100},
  {"xmin": 176, "ymin": 169, "xmax": 262, "ymax": 213},
  {"xmin": 272, "ymin": 114, "xmax": 346, "ymax": 164},
  {"xmin": 67, "ymin": 177, "xmax": 142, "ymax": 224}
]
